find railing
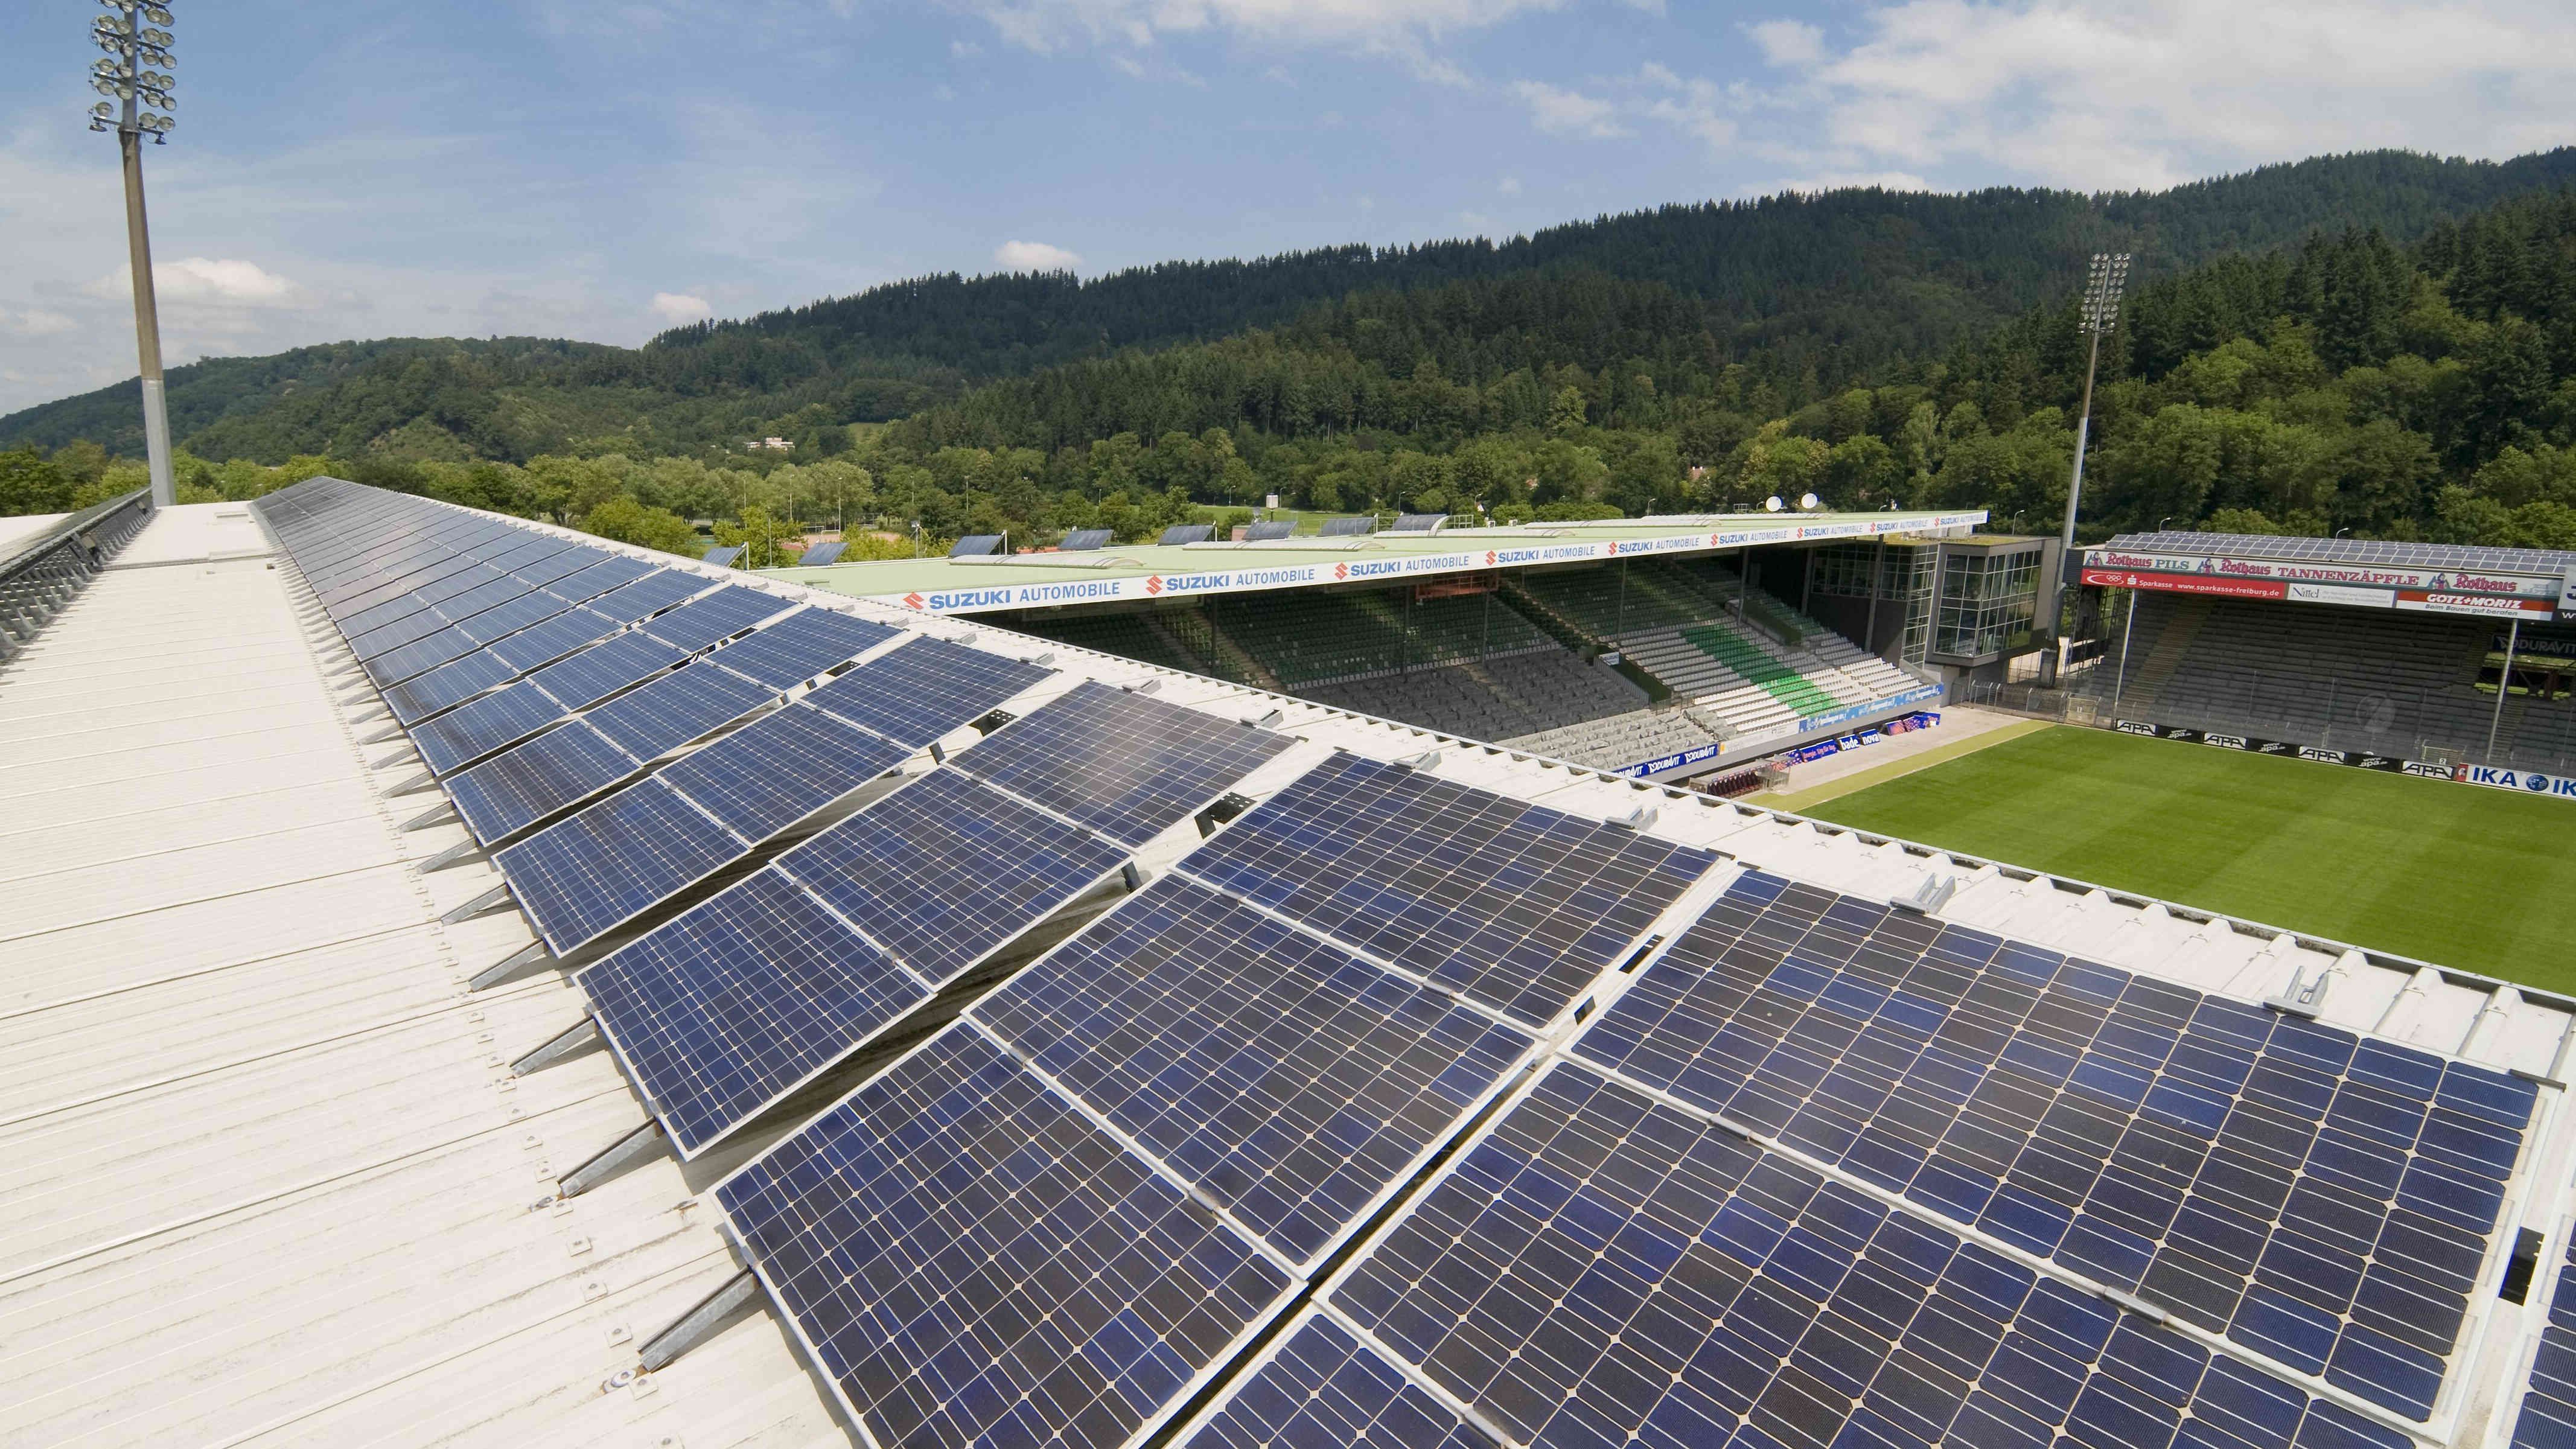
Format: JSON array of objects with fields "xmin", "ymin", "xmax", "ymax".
[{"xmin": 0, "ymin": 489, "xmax": 153, "ymax": 660}]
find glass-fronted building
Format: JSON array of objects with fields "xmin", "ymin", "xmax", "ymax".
[{"xmin": 1794, "ymin": 533, "xmax": 2058, "ymax": 684}]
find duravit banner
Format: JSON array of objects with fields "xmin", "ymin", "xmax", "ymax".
[{"xmin": 872, "ymin": 513, "xmax": 1989, "ymax": 616}]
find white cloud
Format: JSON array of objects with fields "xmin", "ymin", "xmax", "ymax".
[
  {"xmin": 0, "ymin": 307, "xmax": 77, "ymax": 339},
  {"xmin": 958, "ymin": 0, "xmax": 1566, "ymax": 51},
  {"xmin": 1753, "ymin": 0, "xmax": 2576, "ymax": 190},
  {"xmin": 651, "ymin": 291, "xmax": 715, "ymax": 323},
  {"xmin": 85, "ymin": 257, "xmax": 307, "ymax": 308},
  {"xmin": 994, "ymin": 239, "xmax": 1083, "ymax": 271},
  {"xmin": 1497, "ymin": 174, "xmax": 1522, "ymax": 195},
  {"xmin": 1513, "ymin": 80, "xmax": 1628, "ymax": 138}
]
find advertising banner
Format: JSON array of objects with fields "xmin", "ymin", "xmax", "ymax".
[
  {"xmin": 2080, "ymin": 568, "xmax": 2289, "ymax": 601},
  {"xmin": 2393, "ymin": 590, "xmax": 2557, "ymax": 619},
  {"xmin": 2085, "ymin": 547, "xmax": 2560, "ymax": 599},
  {"xmin": 2115, "ymin": 721, "xmax": 2450, "ymax": 777},
  {"xmin": 865, "ymin": 511, "xmax": 1989, "ymax": 616},
  {"xmin": 2453, "ymin": 764, "xmax": 2576, "ymax": 800}
]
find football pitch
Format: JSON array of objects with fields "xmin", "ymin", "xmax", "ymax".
[{"xmin": 1793, "ymin": 725, "xmax": 2574, "ymax": 992}]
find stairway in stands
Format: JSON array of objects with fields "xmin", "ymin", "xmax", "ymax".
[{"xmin": 2114, "ymin": 594, "xmax": 2214, "ymax": 714}]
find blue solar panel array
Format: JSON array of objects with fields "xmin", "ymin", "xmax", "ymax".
[
  {"xmin": 447, "ymin": 722, "xmax": 639, "ymax": 844},
  {"xmin": 953, "ymin": 680, "xmax": 1296, "ymax": 847},
  {"xmin": 2513, "ymin": 1237, "xmax": 2576, "ymax": 1449},
  {"xmin": 1180, "ymin": 750, "xmax": 1720, "ymax": 1027},
  {"xmin": 804, "ymin": 634, "xmax": 1051, "ymax": 746},
  {"xmin": 1572, "ymin": 870, "xmax": 2534, "ymax": 1419},
  {"xmin": 1179, "ymin": 1314, "xmax": 1496, "ymax": 1449},
  {"xmin": 703, "ymin": 607, "xmax": 897, "ymax": 687},
  {"xmin": 716, "ymin": 1027, "xmax": 1297, "ymax": 1449},
  {"xmin": 493, "ymin": 780, "xmax": 747, "ymax": 954},
  {"xmin": 657, "ymin": 703, "xmax": 910, "ymax": 840},
  {"xmin": 1327, "ymin": 1060, "xmax": 2415, "ymax": 1449}
]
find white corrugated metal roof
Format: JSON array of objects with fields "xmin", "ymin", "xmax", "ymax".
[{"xmin": 5, "ymin": 497, "xmax": 2568, "ymax": 1448}]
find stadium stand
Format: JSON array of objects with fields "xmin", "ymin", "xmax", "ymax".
[
  {"xmin": 14, "ymin": 479, "xmax": 2574, "ymax": 1449},
  {"xmin": 995, "ymin": 607, "xmax": 1201, "ymax": 677},
  {"xmin": 2099, "ymin": 593, "xmax": 2576, "ymax": 767}
]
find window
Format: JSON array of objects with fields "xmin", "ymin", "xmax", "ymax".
[{"xmin": 1933, "ymin": 549, "xmax": 2041, "ymax": 659}]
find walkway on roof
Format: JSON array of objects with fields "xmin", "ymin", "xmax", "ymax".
[{"xmin": 0, "ymin": 504, "xmax": 843, "ymax": 1448}]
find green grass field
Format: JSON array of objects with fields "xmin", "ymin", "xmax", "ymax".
[{"xmin": 1800, "ymin": 726, "xmax": 2575, "ymax": 991}]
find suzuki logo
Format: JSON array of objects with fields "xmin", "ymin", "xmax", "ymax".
[
  {"xmin": 1486, "ymin": 551, "xmax": 1497, "ymax": 566},
  {"xmin": 1335, "ymin": 562, "xmax": 1349, "ymax": 581},
  {"xmin": 902, "ymin": 592, "xmax": 925, "ymax": 610},
  {"xmin": 1144, "ymin": 575, "xmax": 1163, "ymax": 596}
]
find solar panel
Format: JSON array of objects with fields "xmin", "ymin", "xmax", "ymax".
[
  {"xmin": 974, "ymin": 874, "xmax": 1537, "ymax": 1267},
  {"xmin": 1179, "ymin": 751, "xmax": 1718, "ymax": 1027},
  {"xmin": 352, "ymin": 581, "xmax": 518, "ymax": 662},
  {"xmin": 1245, "ymin": 521, "xmax": 1295, "ymax": 541},
  {"xmin": 1320, "ymin": 517, "xmax": 1376, "ymax": 537},
  {"xmin": 701, "ymin": 544, "xmax": 744, "ymax": 567},
  {"xmin": 1159, "ymin": 524, "xmax": 1214, "ymax": 546},
  {"xmin": 386, "ymin": 646, "xmax": 518, "ymax": 725},
  {"xmin": 493, "ymin": 779, "xmax": 749, "ymax": 954},
  {"xmin": 486, "ymin": 606, "xmax": 620, "ymax": 674},
  {"xmin": 803, "ymin": 635, "xmax": 1053, "ymax": 747},
  {"xmin": 1060, "ymin": 528, "xmax": 1114, "ymax": 552},
  {"xmin": 538, "ymin": 553, "xmax": 657, "ymax": 605},
  {"xmin": 1331, "ymin": 1060, "xmax": 2412, "ymax": 1449},
  {"xmin": 713, "ymin": 1025, "xmax": 1296, "ymax": 1449},
  {"xmin": 336, "ymin": 561, "xmax": 503, "ymax": 631},
  {"xmin": 1391, "ymin": 514, "xmax": 1448, "ymax": 533},
  {"xmin": 580, "ymin": 867, "xmax": 929, "ymax": 1156},
  {"xmin": 503, "ymin": 543, "xmax": 612, "ymax": 590},
  {"xmin": 1178, "ymin": 1312, "xmax": 1496, "ymax": 1449},
  {"xmin": 445, "ymin": 722, "xmax": 638, "ymax": 844},
  {"xmin": 658, "ymin": 702, "xmax": 910, "ymax": 840},
  {"xmin": 954, "ymin": 680, "xmax": 1296, "ymax": 846},
  {"xmin": 795, "ymin": 539, "xmax": 849, "ymax": 567},
  {"xmin": 452, "ymin": 586, "xmax": 580, "ymax": 647},
  {"xmin": 2100, "ymin": 530, "xmax": 2576, "ymax": 576},
  {"xmin": 950, "ymin": 533, "xmax": 1003, "ymax": 557},
  {"xmin": 585, "ymin": 569, "xmax": 712, "ymax": 625},
  {"xmin": 640, "ymin": 585, "xmax": 794, "ymax": 652},
  {"xmin": 2510, "ymin": 1237, "xmax": 2576, "ymax": 1448},
  {"xmin": 777, "ymin": 768, "xmax": 1132, "ymax": 987},
  {"xmin": 1570, "ymin": 870, "xmax": 2536, "ymax": 1419},
  {"xmin": 703, "ymin": 607, "xmax": 898, "ymax": 688},
  {"xmin": 581, "ymin": 661, "xmax": 777, "ymax": 762},
  {"xmin": 527, "ymin": 629, "xmax": 689, "ymax": 712},
  {"xmin": 411, "ymin": 680, "xmax": 566, "ymax": 775}
]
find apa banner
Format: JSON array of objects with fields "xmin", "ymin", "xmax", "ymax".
[{"xmin": 2114, "ymin": 720, "xmax": 2450, "ymax": 777}]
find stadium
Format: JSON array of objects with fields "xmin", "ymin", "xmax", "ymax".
[{"xmin": 2, "ymin": 477, "xmax": 2572, "ymax": 1449}]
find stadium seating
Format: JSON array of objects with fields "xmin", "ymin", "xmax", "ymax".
[
  {"xmin": 998, "ymin": 609, "xmax": 1203, "ymax": 677},
  {"xmin": 2100, "ymin": 593, "xmax": 2576, "ymax": 768}
]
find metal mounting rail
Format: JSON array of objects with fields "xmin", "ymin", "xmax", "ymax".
[{"xmin": 0, "ymin": 489, "xmax": 152, "ymax": 661}]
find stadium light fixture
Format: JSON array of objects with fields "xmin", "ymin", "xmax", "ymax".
[
  {"xmin": 2039, "ymin": 250, "xmax": 2131, "ymax": 687},
  {"xmin": 87, "ymin": 0, "xmax": 181, "ymax": 509}
]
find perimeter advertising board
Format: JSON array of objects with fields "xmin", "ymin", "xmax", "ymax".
[
  {"xmin": 2083, "ymin": 546, "xmax": 2569, "ymax": 617},
  {"xmin": 867, "ymin": 512, "xmax": 1989, "ymax": 616}
]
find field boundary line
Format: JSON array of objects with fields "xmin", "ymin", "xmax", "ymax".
[{"xmin": 1758, "ymin": 717, "xmax": 2056, "ymax": 812}]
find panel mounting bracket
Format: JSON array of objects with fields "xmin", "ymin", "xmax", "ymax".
[
  {"xmin": 362, "ymin": 722, "xmax": 409, "ymax": 745},
  {"xmin": 2265, "ymin": 964, "xmax": 2330, "ymax": 1018},
  {"xmin": 418, "ymin": 838, "xmax": 486, "ymax": 874},
  {"xmin": 401, "ymin": 802, "xmax": 456, "ymax": 832},
  {"xmin": 560, "ymin": 1119, "xmax": 669, "ymax": 1198},
  {"xmin": 441, "ymin": 882, "xmax": 515, "ymax": 926},
  {"xmin": 471, "ymin": 938, "xmax": 555, "ymax": 991},
  {"xmin": 638, "ymin": 1269, "xmax": 762, "ymax": 1374},
  {"xmin": 513, "ymin": 1016, "xmax": 602, "ymax": 1075}
]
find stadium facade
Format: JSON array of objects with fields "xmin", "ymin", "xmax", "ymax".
[{"xmin": 4, "ymin": 486, "xmax": 2573, "ymax": 1449}]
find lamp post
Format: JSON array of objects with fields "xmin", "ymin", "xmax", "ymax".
[
  {"xmin": 87, "ymin": 1, "xmax": 181, "ymax": 509},
  {"xmin": 2039, "ymin": 250, "xmax": 2131, "ymax": 687}
]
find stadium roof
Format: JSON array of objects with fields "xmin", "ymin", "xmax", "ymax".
[
  {"xmin": 760, "ymin": 509, "xmax": 1988, "ymax": 616},
  {"xmin": 8, "ymin": 488, "xmax": 2573, "ymax": 1448},
  {"xmin": 2102, "ymin": 530, "xmax": 2576, "ymax": 581}
]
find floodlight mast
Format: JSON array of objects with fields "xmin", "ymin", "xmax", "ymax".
[
  {"xmin": 87, "ymin": 1, "xmax": 180, "ymax": 509},
  {"xmin": 2038, "ymin": 250, "xmax": 2130, "ymax": 687}
]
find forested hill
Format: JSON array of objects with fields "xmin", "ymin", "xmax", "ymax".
[{"xmin": 5, "ymin": 145, "xmax": 2575, "ymax": 463}]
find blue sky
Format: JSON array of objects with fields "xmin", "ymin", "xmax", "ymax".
[{"xmin": 2, "ymin": 0, "xmax": 2571, "ymax": 414}]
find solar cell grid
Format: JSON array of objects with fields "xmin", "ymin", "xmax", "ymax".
[
  {"xmin": 658, "ymin": 702, "xmax": 909, "ymax": 840},
  {"xmin": 2511, "ymin": 1237, "xmax": 2576, "ymax": 1449},
  {"xmin": 955, "ymin": 680, "xmax": 1298, "ymax": 847},
  {"xmin": 803, "ymin": 634, "xmax": 1053, "ymax": 746},
  {"xmin": 1179, "ymin": 751, "xmax": 1718, "ymax": 1027},
  {"xmin": 339, "ymin": 564, "xmax": 505, "ymax": 636},
  {"xmin": 640, "ymin": 585, "xmax": 793, "ymax": 651},
  {"xmin": 1179, "ymin": 1313, "xmax": 1497, "ymax": 1449},
  {"xmin": 701, "ymin": 607, "xmax": 899, "ymax": 688},
  {"xmin": 486, "ymin": 607, "xmax": 620, "ymax": 674},
  {"xmin": 539, "ymin": 553, "xmax": 657, "ymax": 605},
  {"xmin": 715, "ymin": 1025, "xmax": 1295, "ymax": 1449},
  {"xmin": 493, "ymin": 778, "xmax": 748, "ymax": 954},
  {"xmin": 386, "ymin": 647, "xmax": 518, "ymax": 724},
  {"xmin": 581, "ymin": 661, "xmax": 776, "ymax": 762},
  {"xmin": 446, "ymin": 721, "xmax": 638, "ymax": 844},
  {"xmin": 528, "ymin": 629, "xmax": 689, "ymax": 712},
  {"xmin": 584, "ymin": 568, "xmax": 711, "ymax": 625},
  {"xmin": 502, "ymin": 543, "xmax": 611, "ymax": 590},
  {"xmin": 454, "ymin": 587, "xmax": 577, "ymax": 646},
  {"xmin": 974, "ymin": 874, "xmax": 1538, "ymax": 1267},
  {"xmin": 581, "ymin": 867, "xmax": 928, "ymax": 1156},
  {"xmin": 2105, "ymin": 531, "xmax": 2576, "ymax": 575},
  {"xmin": 1571, "ymin": 869, "xmax": 2536, "ymax": 1420},
  {"xmin": 412, "ymin": 680, "xmax": 565, "ymax": 775},
  {"xmin": 1330, "ymin": 1061, "xmax": 2412, "ymax": 1449},
  {"xmin": 776, "ymin": 768, "xmax": 1131, "ymax": 986}
]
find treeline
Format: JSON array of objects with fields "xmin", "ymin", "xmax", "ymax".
[{"xmin": 10, "ymin": 147, "xmax": 2574, "ymax": 463}]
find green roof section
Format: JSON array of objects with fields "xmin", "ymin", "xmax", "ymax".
[{"xmin": 758, "ymin": 509, "xmax": 1989, "ymax": 616}]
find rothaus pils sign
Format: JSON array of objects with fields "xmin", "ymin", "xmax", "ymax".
[{"xmin": 2085, "ymin": 547, "xmax": 2569, "ymax": 617}]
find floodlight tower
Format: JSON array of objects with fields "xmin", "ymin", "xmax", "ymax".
[
  {"xmin": 2038, "ymin": 250, "xmax": 2130, "ymax": 687},
  {"xmin": 86, "ymin": 0, "xmax": 181, "ymax": 509}
]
